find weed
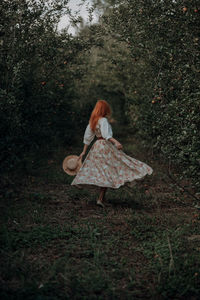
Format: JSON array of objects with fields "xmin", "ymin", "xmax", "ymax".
[{"xmin": 1, "ymin": 136, "xmax": 200, "ymax": 299}]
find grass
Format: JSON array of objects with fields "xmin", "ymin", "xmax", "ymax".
[{"xmin": 0, "ymin": 131, "xmax": 200, "ymax": 299}]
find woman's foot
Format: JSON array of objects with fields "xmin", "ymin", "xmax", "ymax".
[
  {"xmin": 97, "ymin": 199, "xmax": 104, "ymax": 207},
  {"xmin": 97, "ymin": 187, "xmax": 107, "ymax": 208}
]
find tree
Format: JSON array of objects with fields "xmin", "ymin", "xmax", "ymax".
[
  {"xmin": 88, "ymin": 0, "xmax": 200, "ymax": 188},
  {"xmin": 0, "ymin": 0, "xmax": 93, "ymax": 173}
]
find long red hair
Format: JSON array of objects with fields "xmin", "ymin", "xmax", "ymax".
[{"xmin": 89, "ymin": 100, "xmax": 111, "ymax": 131}]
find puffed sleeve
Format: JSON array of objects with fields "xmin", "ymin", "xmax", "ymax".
[
  {"xmin": 100, "ymin": 118, "xmax": 113, "ymax": 140},
  {"xmin": 83, "ymin": 124, "xmax": 95, "ymax": 145}
]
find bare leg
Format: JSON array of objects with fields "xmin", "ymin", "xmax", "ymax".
[
  {"xmin": 101, "ymin": 187, "xmax": 107, "ymax": 202},
  {"xmin": 97, "ymin": 187, "xmax": 107, "ymax": 207}
]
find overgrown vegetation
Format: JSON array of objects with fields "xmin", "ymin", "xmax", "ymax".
[
  {"xmin": 0, "ymin": 134, "xmax": 200, "ymax": 299},
  {"xmin": 1, "ymin": 0, "xmax": 200, "ymax": 298},
  {"xmin": 0, "ymin": 0, "xmax": 93, "ymax": 173},
  {"xmin": 79, "ymin": 0, "xmax": 200, "ymax": 189},
  {"xmin": 1, "ymin": 0, "xmax": 199, "ymax": 189}
]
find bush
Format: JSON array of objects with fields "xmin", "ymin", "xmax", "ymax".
[
  {"xmin": 0, "ymin": 0, "xmax": 92, "ymax": 173},
  {"xmin": 99, "ymin": 0, "xmax": 200, "ymax": 188}
]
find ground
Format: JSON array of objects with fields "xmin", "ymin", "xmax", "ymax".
[{"xmin": 0, "ymin": 130, "xmax": 200, "ymax": 299}]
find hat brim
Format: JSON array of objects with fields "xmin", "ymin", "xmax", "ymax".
[{"xmin": 63, "ymin": 155, "xmax": 82, "ymax": 176}]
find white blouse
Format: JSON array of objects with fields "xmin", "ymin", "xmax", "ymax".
[{"xmin": 83, "ymin": 117, "xmax": 113, "ymax": 145}]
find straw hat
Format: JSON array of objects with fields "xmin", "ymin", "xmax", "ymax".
[{"xmin": 62, "ymin": 155, "xmax": 82, "ymax": 176}]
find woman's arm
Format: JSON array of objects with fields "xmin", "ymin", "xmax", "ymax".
[
  {"xmin": 78, "ymin": 124, "xmax": 95, "ymax": 161},
  {"xmin": 78, "ymin": 144, "xmax": 88, "ymax": 161},
  {"xmin": 100, "ymin": 118, "xmax": 123, "ymax": 150}
]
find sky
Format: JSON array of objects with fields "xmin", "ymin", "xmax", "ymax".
[{"xmin": 58, "ymin": 0, "xmax": 98, "ymax": 34}]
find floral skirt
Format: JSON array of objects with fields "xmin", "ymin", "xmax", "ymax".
[{"xmin": 71, "ymin": 139, "xmax": 153, "ymax": 189}]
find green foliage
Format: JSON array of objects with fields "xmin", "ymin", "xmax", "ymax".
[
  {"xmin": 1, "ymin": 134, "xmax": 200, "ymax": 299},
  {"xmin": 0, "ymin": 225, "xmax": 71, "ymax": 250},
  {"xmin": 0, "ymin": 0, "xmax": 93, "ymax": 173},
  {"xmin": 1, "ymin": 183, "xmax": 200, "ymax": 299},
  {"xmin": 1, "ymin": 0, "xmax": 199, "ymax": 188},
  {"xmin": 88, "ymin": 0, "xmax": 200, "ymax": 188},
  {"xmin": 128, "ymin": 212, "xmax": 200, "ymax": 298}
]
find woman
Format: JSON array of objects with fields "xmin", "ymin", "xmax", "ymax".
[{"xmin": 71, "ymin": 100, "xmax": 153, "ymax": 207}]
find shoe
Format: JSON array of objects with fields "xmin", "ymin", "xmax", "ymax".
[{"xmin": 97, "ymin": 200, "xmax": 104, "ymax": 208}]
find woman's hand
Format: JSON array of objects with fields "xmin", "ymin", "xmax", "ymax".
[
  {"xmin": 108, "ymin": 138, "xmax": 123, "ymax": 150},
  {"xmin": 78, "ymin": 144, "xmax": 88, "ymax": 161},
  {"xmin": 78, "ymin": 152, "xmax": 85, "ymax": 161},
  {"xmin": 115, "ymin": 141, "xmax": 123, "ymax": 150}
]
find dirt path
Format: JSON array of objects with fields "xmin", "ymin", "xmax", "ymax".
[{"xmin": 1, "ymin": 133, "xmax": 200, "ymax": 299}]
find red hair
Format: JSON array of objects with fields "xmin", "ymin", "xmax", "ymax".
[{"xmin": 89, "ymin": 100, "xmax": 111, "ymax": 131}]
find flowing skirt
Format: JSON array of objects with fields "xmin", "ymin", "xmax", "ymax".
[{"xmin": 71, "ymin": 139, "xmax": 153, "ymax": 189}]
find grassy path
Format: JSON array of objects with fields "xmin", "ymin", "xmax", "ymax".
[{"xmin": 0, "ymin": 131, "xmax": 200, "ymax": 299}]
